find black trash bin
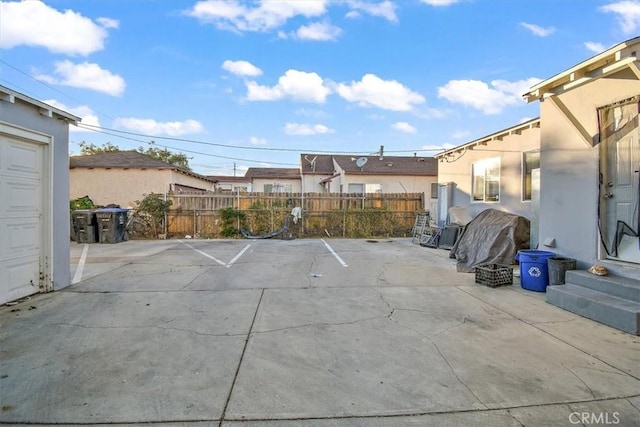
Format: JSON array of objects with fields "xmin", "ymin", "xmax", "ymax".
[
  {"xmin": 72, "ymin": 209, "xmax": 98, "ymax": 243},
  {"xmin": 548, "ymin": 257, "xmax": 577, "ymax": 285},
  {"xmin": 95, "ymin": 208, "xmax": 128, "ymax": 243}
]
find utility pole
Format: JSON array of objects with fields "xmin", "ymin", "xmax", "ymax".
[{"xmin": 233, "ymin": 162, "xmax": 236, "ymax": 177}]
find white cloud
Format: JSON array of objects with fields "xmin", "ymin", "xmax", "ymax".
[
  {"xmin": 36, "ymin": 60, "xmax": 126, "ymax": 96},
  {"xmin": 42, "ymin": 100, "xmax": 100, "ymax": 132},
  {"xmin": 96, "ymin": 17, "xmax": 119, "ymax": 29},
  {"xmin": 246, "ymin": 69, "xmax": 331, "ymax": 103},
  {"xmin": 250, "ymin": 136, "xmax": 267, "ymax": 145},
  {"xmin": 114, "ymin": 118, "xmax": 204, "ymax": 136},
  {"xmin": 420, "ymin": 0, "xmax": 459, "ymax": 6},
  {"xmin": 451, "ymin": 130, "xmax": 472, "ymax": 139},
  {"xmin": 346, "ymin": 1, "xmax": 398, "ymax": 22},
  {"xmin": 520, "ymin": 22, "xmax": 555, "ymax": 37},
  {"xmin": 0, "ymin": 1, "xmax": 116, "ymax": 56},
  {"xmin": 295, "ymin": 108, "xmax": 328, "ymax": 119},
  {"xmin": 437, "ymin": 78, "xmax": 541, "ymax": 115},
  {"xmin": 585, "ymin": 41, "xmax": 607, "ymax": 53},
  {"xmin": 392, "ymin": 122, "xmax": 417, "ymax": 134},
  {"xmin": 600, "ymin": 1, "xmax": 640, "ymax": 34},
  {"xmin": 185, "ymin": 0, "xmax": 327, "ymax": 32},
  {"xmin": 222, "ymin": 60, "xmax": 263, "ymax": 77},
  {"xmin": 336, "ymin": 74, "xmax": 425, "ymax": 111},
  {"xmin": 284, "ymin": 123, "xmax": 334, "ymax": 135},
  {"xmin": 295, "ymin": 21, "xmax": 343, "ymax": 41}
]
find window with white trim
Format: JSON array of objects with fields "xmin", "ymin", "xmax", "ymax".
[
  {"xmin": 522, "ymin": 150, "xmax": 540, "ymax": 201},
  {"xmin": 471, "ymin": 158, "xmax": 500, "ymax": 202}
]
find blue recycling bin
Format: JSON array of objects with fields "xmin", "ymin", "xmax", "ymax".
[{"xmin": 517, "ymin": 250, "xmax": 555, "ymax": 292}]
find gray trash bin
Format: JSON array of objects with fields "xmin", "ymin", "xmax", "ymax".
[
  {"xmin": 95, "ymin": 208, "xmax": 128, "ymax": 243},
  {"xmin": 72, "ymin": 209, "xmax": 98, "ymax": 243},
  {"xmin": 548, "ymin": 257, "xmax": 577, "ymax": 285}
]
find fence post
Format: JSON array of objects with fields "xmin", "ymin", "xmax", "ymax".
[
  {"xmin": 164, "ymin": 192, "xmax": 168, "ymax": 238},
  {"xmin": 343, "ymin": 210, "xmax": 346, "ymax": 238}
]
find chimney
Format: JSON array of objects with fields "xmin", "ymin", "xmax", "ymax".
[{"xmin": 379, "ymin": 145, "xmax": 384, "ymax": 160}]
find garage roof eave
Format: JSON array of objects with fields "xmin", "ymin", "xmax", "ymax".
[
  {"xmin": 0, "ymin": 85, "xmax": 81, "ymax": 124},
  {"xmin": 523, "ymin": 36, "xmax": 640, "ymax": 103}
]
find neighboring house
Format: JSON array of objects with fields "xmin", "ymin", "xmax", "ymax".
[
  {"xmin": 434, "ymin": 118, "xmax": 541, "ymax": 221},
  {"xmin": 300, "ymin": 154, "xmax": 438, "ymax": 200},
  {"xmin": 244, "ymin": 167, "xmax": 302, "ymax": 193},
  {"xmin": 70, "ymin": 151, "xmax": 216, "ymax": 208},
  {"xmin": 0, "ymin": 85, "xmax": 80, "ymax": 304},
  {"xmin": 207, "ymin": 175, "xmax": 251, "ymax": 193}
]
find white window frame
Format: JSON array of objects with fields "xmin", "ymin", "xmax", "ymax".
[{"xmin": 471, "ymin": 157, "xmax": 500, "ymax": 203}]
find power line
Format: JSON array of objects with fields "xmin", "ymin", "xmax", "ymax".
[
  {"xmin": 2, "ymin": 59, "xmax": 449, "ymax": 158},
  {"xmin": 76, "ymin": 126, "xmax": 299, "ymax": 166},
  {"xmin": 77, "ymin": 122, "xmax": 448, "ymax": 155}
]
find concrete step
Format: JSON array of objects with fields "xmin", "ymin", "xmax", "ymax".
[
  {"xmin": 565, "ymin": 270, "xmax": 640, "ymax": 302},
  {"xmin": 546, "ymin": 284, "xmax": 640, "ymax": 335}
]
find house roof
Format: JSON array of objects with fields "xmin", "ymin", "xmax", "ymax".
[
  {"xmin": 300, "ymin": 154, "xmax": 336, "ymax": 174},
  {"xmin": 1, "ymin": 84, "xmax": 81, "ymax": 123},
  {"xmin": 434, "ymin": 117, "xmax": 541, "ymax": 158},
  {"xmin": 524, "ymin": 36, "xmax": 640, "ymax": 102},
  {"xmin": 245, "ymin": 167, "xmax": 301, "ymax": 179},
  {"xmin": 207, "ymin": 175, "xmax": 251, "ymax": 183},
  {"xmin": 300, "ymin": 153, "xmax": 437, "ymax": 176},
  {"xmin": 332, "ymin": 155, "xmax": 438, "ymax": 176},
  {"xmin": 69, "ymin": 151, "xmax": 215, "ymax": 182}
]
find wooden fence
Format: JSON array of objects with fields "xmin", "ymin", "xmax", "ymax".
[{"xmin": 166, "ymin": 191, "xmax": 425, "ymax": 239}]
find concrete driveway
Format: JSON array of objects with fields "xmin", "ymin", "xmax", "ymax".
[{"xmin": 1, "ymin": 238, "xmax": 639, "ymax": 426}]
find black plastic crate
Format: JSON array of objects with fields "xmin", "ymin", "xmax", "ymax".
[{"xmin": 475, "ymin": 264, "xmax": 513, "ymax": 287}]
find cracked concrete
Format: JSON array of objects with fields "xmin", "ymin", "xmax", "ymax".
[{"xmin": 1, "ymin": 238, "xmax": 639, "ymax": 426}]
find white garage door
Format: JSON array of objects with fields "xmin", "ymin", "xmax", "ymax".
[{"xmin": 0, "ymin": 133, "xmax": 44, "ymax": 305}]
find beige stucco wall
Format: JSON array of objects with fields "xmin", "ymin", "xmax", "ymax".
[
  {"xmin": 340, "ymin": 174, "xmax": 435, "ymax": 195},
  {"xmin": 438, "ymin": 126, "xmax": 540, "ymax": 220},
  {"xmin": 302, "ymin": 174, "xmax": 333, "ymax": 192},
  {"xmin": 539, "ymin": 67, "xmax": 640, "ymax": 271},
  {"xmin": 251, "ymin": 177, "xmax": 302, "ymax": 193},
  {"xmin": 70, "ymin": 168, "xmax": 214, "ymax": 208}
]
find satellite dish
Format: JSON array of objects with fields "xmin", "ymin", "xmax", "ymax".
[{"xmin": 356, "ymin": 157, "xmax": 368, "ymax": 168}]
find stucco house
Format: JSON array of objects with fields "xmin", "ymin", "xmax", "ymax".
[
  {"xmin": 0, "ymin": 85, "xmax": 79, "ymax": 304},
  {"xmin": 434, "ymin": 118, "xmax": 540, "ymax": 233},
  {"xmin": 70, "ymin": 151, "xmax": 216, "ymax": 209},
  {"xmin": 300, "ymin": 153, "xmax": 438, "ymax": 201},
  {"xmin": 244, "ymin": 167, "xmax": 302, "ymax": 193},
  {"xmin": 208, "ymin": 175, "xmax": 251, "ymax": 193},
  {"xmin": 523, "ymin": 37, "xmax": 640, "ymax": 335}
]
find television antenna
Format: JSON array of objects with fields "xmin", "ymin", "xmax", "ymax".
[
  {"xmin": 356, "ymin": 157, "xmax": 368, "ymax": 168},
  {"xmin": 304, "ymin": 155, "xmax": 317, "ymax": 172}
]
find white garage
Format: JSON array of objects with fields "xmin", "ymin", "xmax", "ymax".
[{"xmin": 0, "ymin": 86, "xmax": 79, "ymax": 305}]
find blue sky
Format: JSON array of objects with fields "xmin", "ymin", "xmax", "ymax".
[{"xmin": 1, "ymin": 0, "xmax": 639, "ymax": 176}]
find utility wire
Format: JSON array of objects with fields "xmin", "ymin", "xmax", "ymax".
[
  {"xmin": 78, "ymin": 126, "xmax": 299, "ymax": 166},
  {"xmin": 77, "ymin": 123, "xmax": 446, "ymax": 155},
  {"xmin": 2, "ymin": 59, "xmax": 449, "ymax": 158}
]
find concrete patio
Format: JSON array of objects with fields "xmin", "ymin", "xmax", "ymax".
[{"xmin": 0, "ymin": 238, "xmax": 638, "ymax": 426}]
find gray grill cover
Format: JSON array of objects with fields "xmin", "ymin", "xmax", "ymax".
[{"xmin": 451, "ymin": 209, "xmax": 530, "ymax": 272}]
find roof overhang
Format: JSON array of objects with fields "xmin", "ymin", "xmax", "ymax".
[
  {"xmin": 0, "ymin": 85, "xmax": 81, "ymax": 124},
  {"xmin": 523, "ymin": 37, "xmax": 640, "ymax": 103},
  {"xmin": 320, "ymin": 173, "xmax": 341, "ymax": 183},
  {"xmin": 434, "ymin": 117, "xmax": 540, "ymax": 159}
]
